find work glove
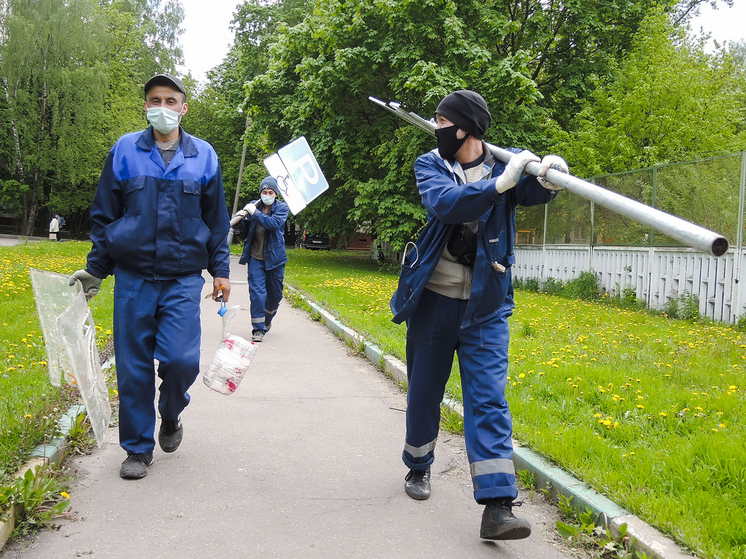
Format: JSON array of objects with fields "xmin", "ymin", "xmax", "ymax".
[
  {"xmin": 495, "ymin": 150, "xmax": 541, "ymax": 194},
  {"xmin": 244, "ymin": 202, "xmax": 257, "ymax": 216},
  {"xmin": 537, "ymin": 154, "xmax": 569, "ymax": 191},
  {"xmin": 69, "ymin": 269, "xmax": 103, "ymax": 301},
  {"xmin": 232, "ymin": 209, "xmax": 248, "ymax": 221}
]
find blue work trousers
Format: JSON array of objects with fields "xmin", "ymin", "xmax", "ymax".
[
  {"xmin": 248, "ymin": 257, "xmax": 285, "ymax": 331},
  {"xmin": 403, "ymin": 288, "xmax": 516, "ymax": 503},
  {"xmin": 113, "ymin": 268, "xmax": 204, "ymax": 455}
]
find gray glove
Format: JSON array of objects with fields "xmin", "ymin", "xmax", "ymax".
[
  {"xmin": 495, "ymin": 150, "xmax": 541, "ymax": 194},
  {"xmin": 537, "ymin": 154, "xmax": 569, "ymax": 191},
  {"xmin": 69, "ymin": 269, "xmax": 103, "ymax": 301}
]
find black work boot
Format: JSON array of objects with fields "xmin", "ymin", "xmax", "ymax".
[
  {"xmin": 158, "ymin": 418, "xmax": 183, "ymax": 453},
  {"xmin": 404, "ymin": 468, "xmax": 431, "ymax": 500},
  {"xmin": 480, "ymin": 498, "xmax": 532, "ymax": 540},
  {"xmin": 120, "ymin": 453, "xmax": 154, "ymax": 480}
]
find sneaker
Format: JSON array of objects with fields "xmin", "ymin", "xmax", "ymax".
[
  {"xmin": 120, "ymin": 453, "xmax": 154, "ymax": 480},
  {"xmin": 158, "ymin": 418, "xmax": 183, "ymax": 453},
  {"xmin": 480, "ymin": 498, "xmax": 532, "ymax": 540},
  {"xmin": 404, "ymin": 468, "xmax": 431, "ymax": 500},
  {"xmin": 252, "ymin": 329, "xmax": 265, "ymax": 342}
]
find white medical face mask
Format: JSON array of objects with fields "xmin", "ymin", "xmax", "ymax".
[
  {"xmin": 261, "ymin": 194, "xmax": 275, "ymax": 205},
  {"xmin": 146, "ymin": 106, "xmax": 183, "ymax": 134}
]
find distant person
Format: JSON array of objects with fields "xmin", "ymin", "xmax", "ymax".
[
  {"xmin": 69, "ymin": 73, "xmax": 231, "ymax": 480},
  {"xmin": 56, "ymin": 214, "xmax": 65, "ymax": 229},
  {"xmin": 232, "ymin": 176, "xmax": 289, "ymax": 342},
  {"xmin": 390, "ymin": 90, "xmax": 567, "ymax": 540},
  {"xmin": 48, "ymin": 215, "xmax": 59, "ymax": 240}
]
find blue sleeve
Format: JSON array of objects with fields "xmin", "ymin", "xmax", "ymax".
[
  {"xmin": 249, "ymin": 201, "xmax": 289, "ymax": 231},
  {"xmin": 414, "ymin": 153, "xmax": 501, "ymax": 224},
  {"xmin": 512, "ymin": 175, "xmax": 560, "ymax": 207},
  {"xmin": 202, "ymin": 162, "xmax": 231, "ymax": 278},
  {"xmin": 86, "ymin": 151, "xmax": 121, "ymax": 279}
]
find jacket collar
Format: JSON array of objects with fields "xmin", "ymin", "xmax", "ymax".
[{"xmin": 136, "ymin": 126, "xmax": 199, "ymax": 157}]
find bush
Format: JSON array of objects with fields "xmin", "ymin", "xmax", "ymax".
[
  {"xmin": 736, "ymin": 315, "xmax": 746, "ymax": 332},
  {"xmin": 611, "ymin": 284, "xmax": 645, "ymax": 311},
  {"xmin": 664, "ymin": 291, "xmax": 700, "ymax": 320},
  {"xmin": 515, "ymin": 277, "xmax": 540, "ymax": 292},
  {"xmin": 542, "ymin": 277, "xmax": 563, "ymax": 296},
  {"xmin": 563, "ymin": 271, "xmax": 599, "ymax": 301}
]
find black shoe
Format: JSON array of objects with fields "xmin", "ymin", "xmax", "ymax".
[
  {"xmin": 120, "ymin": 453, "xmax": 154, "ymax": 480},
  {"xmin": 158, "ymin": 418, "xmax": 183, "ymax": 453},
  {"xmin": 265, "ymin": 321, "xmax": 272, "ymax": 333},
  {"xmin": 480, "ymin": 498, "xmax": 532, "ymax": 540},
  {"xmin": 252, "ymin": 329, "xmax": 265, "ymax": 342},
  {"xmin": 404, "ymin": 468, "xmax": 431, "ymax": 500}
]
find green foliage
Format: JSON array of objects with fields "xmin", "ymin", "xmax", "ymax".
[
  {"xmin": 736, "ymin": 315, "xmax": 746, "ymax": 332},
  {"xmin": 556, "ymin": 496, "xmax": 650, "ymax": 559},
  {"xmin": 516, "ymin": 469, "xmax": 536, "ymax": 492},
  {"xmin": 542, "ymin": 277, "xmax": 564, "ymax": 296},
  {"xmin": 564, "ymin": 271, "xmax": 600, "ymax": 301},
  {"xmin": 611, "ymin": 284, "xmax": 647, "ymax": 311},
  {"xmin": 439, "ymin": 404, "xmax": 464, "ymax": 435},
  {"xmin": 0, "ymin": 0, "xmax": 184, "ymax": 236},
  {"xmin": 664, "ymin": 291, "xmax": 700, "ymax": 320},
  {"xmin": 238, "ymin": 0, "xmax": 675, "ymax": 249},
  {"xmin": 551, "ymin": 8, "xmax": 746, "ymax": 178},
  {"xmin": 0, "ymin": 466, "xmax": 71, "ymax": 536}
]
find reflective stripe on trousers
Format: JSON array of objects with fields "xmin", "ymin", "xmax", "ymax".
[
  {"xmin": 247, "ymin": 257, "xmax": 285, "ymax": 331},
  {"xmin": 403, "ymin": 288, "xmax": 517, "ymax": 502}
]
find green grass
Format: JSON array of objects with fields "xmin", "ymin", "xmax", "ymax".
[
  {"xmin": 0, "ymin": 240, "xmax": 114, "ymax": 484},
  {"xmin": 283, "ymin": 248, "xmax": 746, "ymax": 559}
]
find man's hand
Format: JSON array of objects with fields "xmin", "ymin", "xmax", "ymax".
[
  {"xmin": 69, "ymin": 269, "xmax": 103, "ymax": 301},
  {"xmin": 213, "ymin": 277, "xmax": 231, "ymax": 302},
  {"xmin": 537, "ymin": 154, "xmax": 569, "ymax": 191},
  {"xmin": 495, "ymin": 150, "xmax": 541, "ymax": 194},
  {"xmin": 244, "ymin": 202, "xmax": 257, "ymax": 216}
]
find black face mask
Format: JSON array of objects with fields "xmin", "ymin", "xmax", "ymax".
[{"xmin": 435, "ymin": 125, "xmax": 468, "ymax": 160}]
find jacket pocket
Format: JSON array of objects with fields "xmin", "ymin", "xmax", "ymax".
[
  {"xmin": 122, "ymin": 176, "xmax": 146, "ymax": 216},
  {"xmin": 181, "ymin": 180, "xmax": 201, "ymax": 217}
]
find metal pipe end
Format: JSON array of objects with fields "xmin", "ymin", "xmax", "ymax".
[{"xmin": 711, "ymin": 237, "xmax": 729, "ymax": 257}]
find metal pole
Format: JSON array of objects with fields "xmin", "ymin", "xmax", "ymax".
[
  {"xmin": 227, "ymin": 114, "xmax": 251, "ymax": 245},
  {"xmin": 368, "ymin": 97, "xmax": 730, "ymax": 257}
]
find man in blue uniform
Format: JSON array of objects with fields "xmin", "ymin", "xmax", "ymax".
[
  {"xmin": 233, "ymin": 177, "xmax": 289, "ymax": 342},
  {"xmin": 70, "ymin": 73, "xmax": 231, "ymax": 480},
  {"xmin": 390, "ymin": 90, "xmax": 567, "ymax": 539}
]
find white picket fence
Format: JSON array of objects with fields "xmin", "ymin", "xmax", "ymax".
[{"xmin": 513, "ymin": 245, "xmax": 746, "ymax": 324}]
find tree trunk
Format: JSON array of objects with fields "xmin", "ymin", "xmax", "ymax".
[{"xmin": 24, "ymin": 77, "xmax": 48, "ymax": 236}]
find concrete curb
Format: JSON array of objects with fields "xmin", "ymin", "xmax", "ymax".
[
  {"xmin": 0, "ymin": 404, "xmax": 86, "ymax": 552},
  {"xmin": 286, "ymin": 285, "xmax": 692, "ymax": 559}
]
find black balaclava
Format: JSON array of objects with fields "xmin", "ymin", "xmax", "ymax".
[{"xmin": 434, "ymin": 90, "xmax": 492, "ymax": 160}]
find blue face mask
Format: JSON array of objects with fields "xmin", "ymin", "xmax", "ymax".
[{"xmin": 261, "ymin": 194, "xmax": 275, "ymax": 205}]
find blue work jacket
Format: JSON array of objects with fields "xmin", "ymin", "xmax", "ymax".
[
  {"xmin": 237, "ymin": 199, "xmax": 289, "ymax": 270},
  {"xmin": 87, "ymin": 126, "xmax": 231, "ymax": 281},
  {"xmin": 390, "ymin": 147, "xmax": 558, "ymax": 328}
]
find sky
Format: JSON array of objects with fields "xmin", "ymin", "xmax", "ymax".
[
  {"xmin": 176, "ymin": 0, "xmax": 242, "ymax": 84},
  {"xmin": 176, "ymin": 0, "xmax": 746, "ymax": 85}
]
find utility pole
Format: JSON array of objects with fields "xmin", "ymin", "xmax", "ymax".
[{"xmin": 227, "ymin": 112, "xmax": 251, "ymax": 245}]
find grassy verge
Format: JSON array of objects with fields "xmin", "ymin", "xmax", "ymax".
[
  {"xmin": 0, "ymin": 240, "xmax": 114, "ymax": 485},
  {"xmin": 284, "ymin": 248, "xmax": 745, "ymax": 559}
]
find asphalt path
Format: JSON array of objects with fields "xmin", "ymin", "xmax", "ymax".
[{"xmin": 2, "ymin": 256, "xmax": 576, "ymax": 559}]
